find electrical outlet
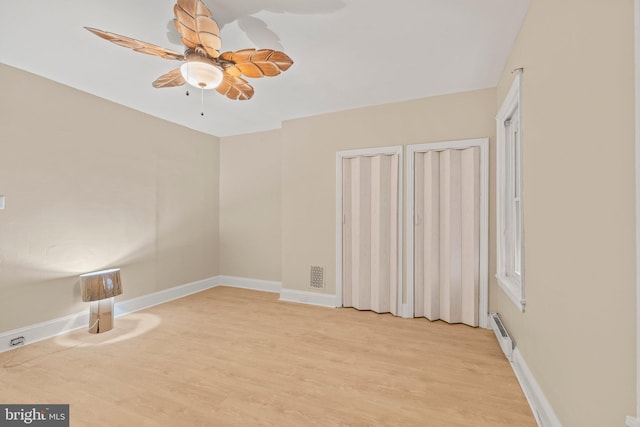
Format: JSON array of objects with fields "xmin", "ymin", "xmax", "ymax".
[{"xmin": 10, "ymin": 336, "xmax": 24, "ymax": 347}]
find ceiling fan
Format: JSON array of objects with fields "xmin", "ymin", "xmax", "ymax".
[{"xmin": 86, "ymin": 0, "xmax": 293, "ymax": 101}]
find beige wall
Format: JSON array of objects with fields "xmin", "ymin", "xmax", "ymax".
[
  {"xmin": 219, "ymin": 130, "xmax": 281, "ymax": 281},
  {"xmin": 495, "ymin": 1, "xmax": 636, "ymax": 425},
  {"xmin": 280, "ymin": 89, "xmax": 497, "ymax": 304},
  {"xmin": 0, "ymin": 64, "xmax": 219, "ymax": 333}
]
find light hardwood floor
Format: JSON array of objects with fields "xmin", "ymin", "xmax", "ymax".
[{"xmin": 0, "ymin": 286, "xmax": 536, "ymax": 426}]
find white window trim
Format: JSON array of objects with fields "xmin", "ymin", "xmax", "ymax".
[{"xmin": 496, "ymin": 72, "xmax": 526, "ymax": 312}]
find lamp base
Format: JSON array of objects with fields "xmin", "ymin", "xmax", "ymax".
[{"xmin": 88, "ymin": 297, "xmax": 115, "ymax": 334}]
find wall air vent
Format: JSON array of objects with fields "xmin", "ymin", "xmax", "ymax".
[{"xmin": 310, "ymin": 266, "xmax": 325, "ymax": 289}]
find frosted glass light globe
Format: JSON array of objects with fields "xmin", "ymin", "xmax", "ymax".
[{"xmin": 180, "ymin": 57, "xmax": 223, "ymax": 89}]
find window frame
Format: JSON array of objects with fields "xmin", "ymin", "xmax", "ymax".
[{"xmin": 496, "ymin": 72, "xmax": 525, "ymax": 311}]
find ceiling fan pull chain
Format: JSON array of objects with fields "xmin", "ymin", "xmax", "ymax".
[
  {"xmin": 186, "ymin": 61, "xmax": 190, "ymax": 97},
  {"xmin": 201, "ymin": 88, "xmax": 205, "ymax": 116}
]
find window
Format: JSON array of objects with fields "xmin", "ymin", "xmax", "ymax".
[{"xmin": 496, "ymin": 73, "xmax": 525, "ymax": 311}]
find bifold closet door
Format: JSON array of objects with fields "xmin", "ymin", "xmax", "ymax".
[
  {"xmin": 342, "ymin": 154, "xmax": 398, "ymax": 315},
  {"xmin": 414, "ymin": 147, "xmax": 480, "ymax": 326}
]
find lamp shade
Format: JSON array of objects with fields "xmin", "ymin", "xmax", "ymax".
[{"xmin": 80, "ymin": 268, "xmax": 122, "ymax": 302}]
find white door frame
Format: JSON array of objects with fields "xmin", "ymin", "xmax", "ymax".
[
  {"xmin": 406, "ymin": 138, "xmax": 490, "ymax": 327},
  {"xmin": 335, "ymin": 145, "xmax": 404, "ymax": 313}
]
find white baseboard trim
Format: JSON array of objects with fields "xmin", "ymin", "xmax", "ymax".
[
  {"xmin": 510, "ymin": 347, "xmax": 562, "ymax": 427},
  {"xmin": 627, "ymin": 416, "xmax": 640, "ymax": 427},
  {"xmin": 114, "ymin": 276, "xmax": 218, "ymax": 317},
  {"xmin": 0, "ymin": 311, "xmax": 89, "ymax": 354},
  {"xmin": 216, "ymin": 275, "xmax": 281, "ymax": 293},
  {"xmin": 279, "ymin": 288, "xmax": 336, "ymax": 308},
  {"xmin": 2, "ymin": 277, "xmax": 337, "ymax": 353},
  {"xmin": 0, "ymin": 276, "xmax": 218, "ymax": 353}
]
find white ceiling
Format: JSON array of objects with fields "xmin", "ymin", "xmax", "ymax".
[{"xmin": 0, "ymin": 0, "xmax": 530, "ymax": 137}]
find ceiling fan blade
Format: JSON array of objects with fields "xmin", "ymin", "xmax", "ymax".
[
  {"xmin": 85, "ymin": 27, "xmax": 184, "ymax": 61},
  {"xmin": 216, "ymin": 73, "xmax": 254, "ymax": 100},
  {"xmin": 222, "ymin": 65, "xmax": 242, "ymax": 77},
  {"xmin": 152, "ymin": 68, "xmax": 186, "ymax": 88},
  {"xmin": 173, "ymin": 0, "xmax": 221, "ymax": 58},
  {"xmin": 220, "ymin": 49, "xmax": 293, "ymax": 78}
]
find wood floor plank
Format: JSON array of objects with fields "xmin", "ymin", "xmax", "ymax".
[{"xmin": 0, "ymin": 286, "xmax": 536, "ymax": 426}]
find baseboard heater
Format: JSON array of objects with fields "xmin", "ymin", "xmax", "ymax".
[{"xmin": 490, "ymin": 312, "xmax": 514, "ymax": 362}]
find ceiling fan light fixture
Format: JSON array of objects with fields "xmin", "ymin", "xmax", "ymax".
[{"xmin": 180, "ymin": 56, "xmax": 223, "ymax": 90}]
